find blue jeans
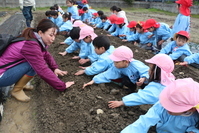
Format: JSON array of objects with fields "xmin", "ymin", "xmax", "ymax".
[
  {"xmin": 22, "ymin": 6, "xmax": 33, "ymax": 27},
  {"xmin": 0, "ymin": 62, "xmax": 36, "ymax": 87}
]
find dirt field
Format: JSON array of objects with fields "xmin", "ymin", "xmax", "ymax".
[{"xmin": 0, "ymin": 10, "xmax": 199, "ymax": 133}]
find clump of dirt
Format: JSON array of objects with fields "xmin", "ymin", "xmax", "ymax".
[{"xmin": 31, "ymin": 12, "xmax": 199, "ymax": 133}]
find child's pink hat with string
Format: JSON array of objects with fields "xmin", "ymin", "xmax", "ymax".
[
  {"xmin": 109, "ymin": 46, "xmax": 133, "ymax": 62},
  {"xmin": 145, "ymin": 54, "xmax": 175, "ymax": 86},
  {"xmin": 79, "ymin": 25, "xmax": 97, "ymax": 40},
  {"xmin": 160, "ymin": 78, "xmax": 199, "ymax": 113}
]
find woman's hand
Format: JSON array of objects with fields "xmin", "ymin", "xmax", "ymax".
[
  {"xmin": 65, "ymin": 81, "xmax": 75, "ymax": 88},
  {"xmin": 82, "ymin": 80, "xmax": 94, "ymax": 89},
  {"xmin": 54, "ymin": 69, "xmax": 68, "ymax": 76},
  {"xmin": 108, "ymin": 101, "xmax": 124, "ymax": 108}
]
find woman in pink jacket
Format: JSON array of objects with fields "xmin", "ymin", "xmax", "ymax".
[{"xmin": 0, "ymin": 19, "xmax": 74, "ymax": 102}]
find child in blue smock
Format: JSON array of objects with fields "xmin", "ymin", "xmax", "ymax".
[
  {"xmin": 107, "ymin": 14, "xmax": 118, "ymax": 33},
  {"xmin": 75, "ymin": 36, "xmax": 115, "ymax": 76},
  {"xmin": 59, "ymin": 12, "xmax": 73, "ymax": 36},
  {"xmin": 121, "ymin": 78, "xmax": 199, "ymax": 133},
  {"xmin": 159, "ymin": 30, "xmax": 191, "ymax": 61},
  {"xmin": 66, "ymin": 0, "xmax": 80, "ymax": 20},
  {"xmin": 108, "ymin": 54, "xmax": 175, "ymax": 108},
  {"xmin": 82, "ymin": 7, "xmax": 92, "ymax": 23},
  {"xmin": 171, "ymin": 0, "xmax": 192, "ymax": 38},
  {"xmin": 108, "ymin": 17, "xmax": 128, "ymax": 39},
  {"xmin": 50, "ymin": 11, "xmax": 64, "ymax": 27},
  {"xmin": 45, "ymin": 11, "xmax": 54, "ymax": 23},
  {"xmin": 89, "ymin": 13, "xmax": 98, "ymax": 26},
  {"xmin": 122, "ymin": 21, "xmax": 137, "ymax": 42},
  {"xmin": 95, "ymin": 15, "xmax": 111, "ymax": 31},
  {"xmin": 83, "ymin": 46, "xmax": 149, "ymax": 92},
  {"xmin": 143, "ymin": 19, "xmax": 171, "ymax": 51},
  {"xmin": 81, "ymin": 0, "xmax": 89, "ymax": 9}
]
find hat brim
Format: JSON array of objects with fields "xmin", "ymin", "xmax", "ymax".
[
  {"xmin": 109, "ymin": 54, "xmax": 122, "ymax": 61},
  {"xmin": 145, "ymin": 59, "xmax": 155, "ymax": 64},
  {"xmin": 159, "ymin": 87, "xmax": 193, "ymax": 113}
]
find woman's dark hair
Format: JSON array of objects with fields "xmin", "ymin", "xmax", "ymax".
[
  {"xmin": 93, "ymin": 36, "xmax": 110, "ymax": 50},
  {"xmin": 19, "ymin": 19, "xmax": 59, "ymax": 40},
  {"xmin": 100, "ymin": 15, "xmax": 107, "ymax": 20},
  {"xmin": 66, "ymin": 0, "xmax": 76, "ymax": 5},
  {"xmin": 97, "ymin": 10, "xmax": 104, "ymax": 16},
  {"xmin": 148, "ymin": 64, "xmax": 161, "ymax": 83},
  {"xmin": 176, "ymin": 34, "xmax": 189, "ymax": 42},
  {"xmin": 62, "ymin": 12, "xmax": 72, "ymax": 20},
  {"xmin": 69, "ymin": 27, "xmax": 80, "ymax": 40},
  {"xmin": 110, "ymin": 6, "xmax": 122, "ymax": 12}
]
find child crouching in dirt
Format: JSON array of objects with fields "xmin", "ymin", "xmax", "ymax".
[
  {"xmin": 122, "ymin": 21, "xmax": 137, "ymax": 43},
  {"xmin": 83, "ymin": 46, "xmax": 149, "ymax": 93},
  {"xmin": 159, "ymin": 31, "xmax": 192, "ymax": 62},
  {"xmin": 121, "ymin": 78, "xmax": 199, "ymax": 133},
  {"xmin": 108, "ymin": 54, "xmax": 175, "ymax": 108},
  {"xmin": 143, "ymin": 19, "xmax": 171, "ymax": 51},
  {"xmin": 74, "ymin": 36, "xmax": 115, "ymax": 76}
]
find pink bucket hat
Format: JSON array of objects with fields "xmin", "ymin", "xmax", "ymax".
[
  {"xmin": 145, "ymin": 54, "xmax": 175, "ymax": 86},
  {"xmin": 72, "ymin": 20, "xmax": 86, "ymax": 28},
  {"xmin": 109, "ymin": 46, "xmax": 133, "ymax": 62},
  {"xmin": 160, "ymin": 78, "xmax": 199, "ymax": 113},
  {"xmin": 79, "ymin": 25, "xmax": 97, "ymax": 40}
]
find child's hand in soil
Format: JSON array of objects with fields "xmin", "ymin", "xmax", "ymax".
[
  {"xmin": 108, "ymin": 101, "xmax": 124, "ymax": 108},
  {"xmin": 54, "ymin": 69, "xmax": 68, "ymax": 76},
  {"xmin": 79, "ymin": 58, "xmax": 90, "ymax": 64},
  {"xmin": 82, "ymin": 80, "xmax": 94, "ymax": 89},
  {"xmin": 65, "ymin": 81, "xmax": 75, "ymax": 88},
  {"xmin": 60, "ymin": 42, "xmax": 66, "ymax": 45},
  {"xmin": 79, "ymin": 66, "xmax": 87, "ymax": 70},
  {"xmin": 122, "ymin": 39, "xmax": 127, "ymax": 42},
  {"xmin": 107, "ymin": 34, "xmax": 112, "ymax": 36},
  {"xmin": 72, "ymin": 56, "xmax": 80, "ymax": 59},
  {"xmin": 74, "ymin": 70, "xmax": 85, "ymax": 76},
  {"xmin": 58, "ymin": 51, "xmax": 67, "ymax": 56},
  {"xmin": 179, "ymin": 62, "xmax": 188, "ymax": 66},
  {"xmin": 136, "ymin": 77, "xmax": 145, "ymax": 86}
]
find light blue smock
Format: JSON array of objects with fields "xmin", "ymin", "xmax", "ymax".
[
  {"xmin": 184, "ymin": 53, "xmax": 199, "ymax": 64},
  {"xmin": 121, "ymin": 102, "xmax": 199, "ymax": 133},
  {"xmin": 85, "ymin": 45, "xmax": 115, "ymax": 75},
  {"xmin": 108, "ymin": 24, "xmax": 117, "ymax": 33},
  {"xmin": 123, "ymin": 82, "xmax": 165, "ymax": 106},
  {"xmin": 90, "ymin": 17, "xmax": 101, "ymax": 26},
  {"xmin": 59, "ymin": 20, "xmax": 73, "ymax": 32},
  {"xmin": 54, "ymin": 15, "xmax": 64, "ymax": 27},
  {"xmin": 93, "ymin": 60, "xmax": 149, "ymax": 84},
  {"xmin": 47, "ymin": 17, "xmax": 54, "ymax": 23},
  {"xmin": 67, "ymin": 6, "xmax": 80, "ymax": 20},
  {"xmin": 111, "ymin": 24, "xmax": 128, "ymax": 39},
  {"xmin": 96, "ymin": 20, "xmax": 111, "ymax": 30},
  {"xmin": 82, "ymin": 10, "xmax": 92, "ymax": 23},
  {"xmin": 127, "ymin": 31, "xmax": 154, "ymax": 44},
  {"xmin": 159, "ymin": 41, "xmax": 192, "ymax": 60},
  {"xmin": 171, "ymin": 13, "xmax": 190, "ymax": 38},
  {"xmin": 64, "ymin": 37, "xmax": 74, "ymax": 45}
]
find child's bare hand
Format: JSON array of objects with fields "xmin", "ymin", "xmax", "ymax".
[
  {"xmin": 179, "ymin": 62, "xmax": 188, "ymax": 66},
  {"xmin": 82, "ymin": 80, "xmax": 94, "ymax": 89},
  {"xmin": 65, "ymin": 81, "xmax": 75, "ymax": 88},
  {"xmin": 58, "ymin": 51, "xmax": 67, "ymax": 56},
  {"xmin": 74, "ymin": 70, "xmax": 85, "ymax": 76},
  {"xmin": 60, "ymin": 42, "xmax": 66, "ymax": 45},
  {"xmin": 107, "ymin": 34, "xmax": 112, "ymax": 36},
  {"xmin": 147, "ymin": 43, "xmax": 152, "ymax": 47},
  {"xmin": 108, "ymin": 101, "xmax": 124, "ymax": 108},
  {"xmin": 148, "ymin": 34, "xmax": 154, "ymax": 38},
  {"xmin": 122, "ymin": 39, "xmax": 127, "ymax": 42},
  {"xmin": 158, "ymin": 40, "xmax": 164, "ymax": 45},
  {"xmin": 72, "ymin": 56, "xmax": 80, "ymax": 59},
  {"xmin": 136, "ymin": 77, "xmax": 145, "ymax": 86},
  {"xmin": 119, "ymin": 34, "xmax": 126, "ymax": 37},
  {"xmin": 79, "ymin": 58, "xmax": 89, "ymax": 64},
  {"xmin": 79, "ymin": 66, "xmax": 87, "ymax": 69}
]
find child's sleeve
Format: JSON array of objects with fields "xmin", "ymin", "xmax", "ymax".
[
  {"xmin": 122, "ymin": 82, "xmax": 164, "ymax": 106},
  {"xmin": 96, "ymin": 22, "xmax": 103, "ymax": 28},
  {"xmin": 65, "ymin": 42, "xmax": 79, "ymax": 53},
  {"xmin": 133, "ymin": 60, "xmax": 149, "ymax": 81},
  {"xmin": 184, "ymin": 53, "xmax": 199, "ymax": 64},
  {"xmin": 92, "ymin": 66, "xmax": 121, "ymax": 84},
  {"xmin": 159, "ymin": 41, "xmax": 173, "ymax": 54},
  {"xmin": 64, "ymin": 37, "xmax": 74, "ymax": 45},
  {"xmin": 111, "ymin": 27, "xmax": 119, "ymax": 36},
  {"xmin": 127, "ymin": 33, "xmax": 139, "ymax": 42},
  {"xmin": 121, "ymin": 102, "xmax": 161, "ymax": 133},
  {"xmin": 85, "ymin": 59, "xmax": 112, "ymax": 75}
]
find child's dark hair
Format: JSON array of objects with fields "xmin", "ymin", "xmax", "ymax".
[
  {"xmin": 62, "ymin": 12, "xmax": 72, "ymax": 20},
  {"xmin": 100, "ymin": 15, "xmax": 108, "ymax": 20},
  {"xmin": 97, "ymin": 10, "xmax": 104, "ymax": 16},
  {"xmin": 50, "ymin": 11, "xmax": 58, "ymax": 16},
  {"xmin": 176, "ymin": 34, "xmax": 189, "ymax": 42},
  {"xmin": 136, "ymin": 23, "xmax": 143, "ymax": 29},
  {"xmin": 69, "ymin": 27, "xmax": 81, "ymax": 40},
  {"xmin": 45, "ymin": 11, "xmax": 51, "ymax": 16},
  {"xmin": 66, "ymin": 0, "xmax": 76, "ymax": 5},
  {"xmin": 110, "ymin": 6, "xmax": 122, "ymax": 12},
  {"xmin": 148, "ymin": 64, "xmax": 161, "ymax": 83},
  {"xmin": 50, "ymin": 6, "xmax": 56, "ymax": 10},
  {"xmin": 82, "ymin": 7, "xmax": 88, "ymax": 11},
  {"xmin": 54, "ymin": 4, "xmax": 59, "ymax": 10},
  {"xmin": 93, "ymin": 36, "xmax": 110, "ymax": 51}
]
